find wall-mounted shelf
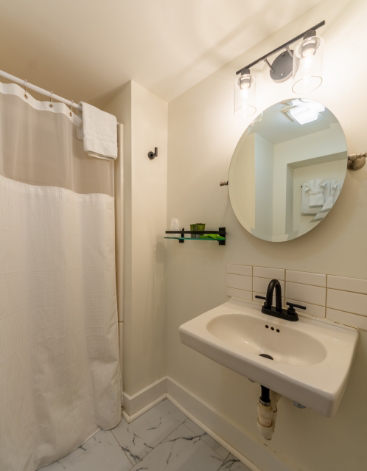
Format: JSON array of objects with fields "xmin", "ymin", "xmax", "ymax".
[{"xmin": 165, "ymin": 227, "xmax": 226, "ymax": 245}]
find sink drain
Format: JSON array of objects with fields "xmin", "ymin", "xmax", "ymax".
[{"xmin": 259, "ymin": 354, "xmax": 273, "ymax": 360}]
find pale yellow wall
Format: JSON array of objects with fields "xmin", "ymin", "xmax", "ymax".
[
  {"xmin": 105, "ymin": 80, "xmax": 168, "ymax": 398},
  {"xmin": 167, "ymin": 1, "xmax": 367, "ymax": 470}
]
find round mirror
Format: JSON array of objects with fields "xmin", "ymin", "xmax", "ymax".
[{"xmin": 229, "ymin": 99, "xmax": 348, "ymax": 242}]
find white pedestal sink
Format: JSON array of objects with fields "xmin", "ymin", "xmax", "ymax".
[{"xmin": 179, "ymin": 298, "xmax": 358, "ymax": 417}]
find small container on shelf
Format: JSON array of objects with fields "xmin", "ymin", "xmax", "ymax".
[
  {"xmin": 164, "ymin": 226, "xmax": 226, "ymax": 245},
  {"xmin": 190, "ymin": 224, "xmax": 198, "ymax": 238}
]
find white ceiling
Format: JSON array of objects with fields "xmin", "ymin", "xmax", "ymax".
[
  {"xmin": 0, "ymin": 0, "xmax": 322, "ymax": 106},
  {"xmin": 254, "ymin": 103, "xmax": 338, "ymax": 144}
]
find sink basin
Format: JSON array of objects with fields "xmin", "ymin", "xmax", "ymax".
[
  {"xmin": 207, "ymin": 314, "xmax": 327, "ymax": 366},
  {"xmin": 179, "ymin": 299, "xmax": 358, "ymax": 417}
]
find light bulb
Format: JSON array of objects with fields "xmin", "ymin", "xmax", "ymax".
[
  {"xmin": 301, "ymin": 38, "xmax": 318, "ymax": 58},
  {"xmin": 292, "ymin": 33, "xmax": 324, "ymax": 95},
  {"xmin": 239, "ymin": 74, "xmax": 251, "ymax": 90},
  {"xmin": 234, "ymin": 69, "xmax": 256, "ymax": 117},
  {"xmin": 302, "ymin": 47, "xmax": 316, "ymax": 57}
]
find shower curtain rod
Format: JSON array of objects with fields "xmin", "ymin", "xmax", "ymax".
[{"xmin": 0, "ymin": 69, "xmax": 82, "ymax": 110}]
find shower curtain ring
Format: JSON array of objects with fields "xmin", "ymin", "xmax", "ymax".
[
  {"xmin": 49, "ymin": 91, "xmax": 53, "ymax": 108},
  {"xmin": 69, "ymin": 100, "xmax": 74, "ymax": 117},
  {"xmin": 24, "ymin": 79, "xmax": 28, "ymax": 99}
]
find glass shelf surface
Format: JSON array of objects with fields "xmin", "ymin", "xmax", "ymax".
[{"xmin": 164, "ymin": 236, "xmax": 225, "ymax": 241}]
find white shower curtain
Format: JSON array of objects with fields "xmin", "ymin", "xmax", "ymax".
[{"xmin": 0, "ymin": 84, "xmax": 121, "ymax": 471}]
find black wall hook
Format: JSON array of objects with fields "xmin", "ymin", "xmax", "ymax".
[{"xmin": 148, "ymin": 147, "xmax": 158, "ymax": 160}]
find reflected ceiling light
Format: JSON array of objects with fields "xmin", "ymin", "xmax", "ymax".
[
  {"xmin": 234, "ymin": 68, "xmax": 257, "ymax": 117},
  {"xmin": 234, "ymin": 21, "xmax": 325, "ymax": 117},
  {"xmin": 292, "ymin": 30, "xmax": 324, "ymax": 94},
  {"xmin": 289, "ymin": 99, "xmax": 325, "ymax": 124}
]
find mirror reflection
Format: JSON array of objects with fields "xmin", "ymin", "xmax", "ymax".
[{"xmin": 229, "ymin": 99, "xmax": 348, "ymax": 242}]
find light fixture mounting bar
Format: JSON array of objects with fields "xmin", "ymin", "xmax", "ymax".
[{"xmin": 236, "ymin": 20, "xmax": 325, "ymax": 75}]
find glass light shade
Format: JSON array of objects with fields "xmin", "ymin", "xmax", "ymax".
[
  {"xmin": 292, "ymin": 35, "xmax": 324, "ymax": 94},
  {"xmin": 234, "ymin": 73, "xmax": 256, "ymax": 117}
]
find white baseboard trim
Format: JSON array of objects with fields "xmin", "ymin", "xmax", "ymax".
[
  {"xmin": 122, "ymin": 394, "xmax": 167, "ymax": 423},
  {"xmin": 122, "ymin": 376, "xmax": 293, "ymax": 471},
  {"xmin": 122, "ymin": 377, "xmax": 168, "ymax": 419}
]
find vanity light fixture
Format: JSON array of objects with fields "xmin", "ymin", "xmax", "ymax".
[{"xmin": 234, "ymin": 21, "xmax": 325, "ymax": 117}]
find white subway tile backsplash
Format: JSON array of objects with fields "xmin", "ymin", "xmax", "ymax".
[
  {"xmin": 226, "ymin": 273, "xmax": 252, "ymax": 291},
  {"xmin": 327, "ymin": 275, "xmax": 367, "ymax": 295},
  {"xmin": 224, "ymin": 264, "xmax": 366, "ymax": 332},
  {"xmin": 327, "ymin": 289, "xmax": 367, "ymax": 317},
  {"xmin": 327, "ymin": 308, "xmax": 367, "ymax": 331},
  {"xmin": 286, "ymin": 270, "xmax": 326, "ymax": 287},
  {"xmin": 286, "ymin": 298, "xmax": 325, "ymax": 318},
  {"xmin": 253, "ymin": 267, "xmax": 285, "ymax": 280},
  {"xmin": 253, "ymin": 277, "xmax": 284, "ymax": 294},
  {"xmin": 286, "ymin": 282, "xmax": 326, "ymax": 306},
  {"xmin": 227, "ymin": 264, "xmax": 252, "ymax": 277},
  {"xmin": 226, "ymin": 287, "xmax": 252, "ymax": 301}
]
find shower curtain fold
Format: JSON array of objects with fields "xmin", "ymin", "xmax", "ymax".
[{"xmin": 0, "ymin": 85, "xmax": 121, "ymax": 471}]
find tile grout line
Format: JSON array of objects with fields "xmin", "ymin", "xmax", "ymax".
[
  {"xmin": 326, "ymin": 307, "xmax": 367, "ymax": 318},
  {"xmin": 109, "ymin": 428, "xmax": 136, "ymax": 468},
  {"xmin": 230, "ymin": 265, "xmax": 367, "ymax": 293},
  {"xmin": 254, "ymin": 291, "xmax": 324, "ymax": 308},
  {"xmin": 116, "ymin": 403, "xmax": 231, "ymax": 471},
  {"xmin": 230, "ymin": 265, "xmax": 367, "ymax": 323},
  {"xmin": 183, "ymin": 418, "xmax": 231, "ymax": 463},
  {"xmin": 112, "ymin": 403, "xmax": 189, "ymax": 470},
  {"xmin": 109, "ymin": 428, "xmax": 136, "ymax": 469},
  {"xmin": 227, "ymin": 273, "xmax": 252, "ymax": 277},
  {"xmin": 325, "ymin": 285, "xmax": 328, "ymax": 319},
  {"xmin": 285, "ymin": 280, "xmax": 326, "ymax": 288},
  {"xmin": 131, "ymin": 415, "xmax": 229, "ymax": 468},
  {"xmin": 327, "ymin": 287, "xmax": 367, "ymax": 296}
]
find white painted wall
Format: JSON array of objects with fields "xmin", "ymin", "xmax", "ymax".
[
  {"xmin": 104, "ymin": 81, "xmax": 168, "ymax": 402},
  {"xmin": 166, "ymin": 1, "xmax": 367, "ymax": 470}
]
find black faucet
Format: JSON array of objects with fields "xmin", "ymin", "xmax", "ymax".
[{"xmin": 255, "ymin": 279, "xmax": 306, "ymax": 322}]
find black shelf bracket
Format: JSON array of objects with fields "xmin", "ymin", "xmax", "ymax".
[{"xmin": 165, "ymin": 227, "xmax": 226, "ymax": 245}]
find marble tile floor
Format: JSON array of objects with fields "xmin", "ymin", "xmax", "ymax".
[{"xmin": 41, "ymin": 399, "xmax": 251, "ymax": 471}]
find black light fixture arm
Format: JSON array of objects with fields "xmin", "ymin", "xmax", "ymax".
[{"xmin": 236, "ymin": 20, "xmax": 325, "ymax": 75}]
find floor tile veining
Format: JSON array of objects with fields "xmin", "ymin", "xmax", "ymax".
[{"xmin": 41, "ymin": 399, "xmax": 251, "ymax": 471}]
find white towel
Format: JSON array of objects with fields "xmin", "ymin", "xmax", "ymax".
[
  {"xmin": 79, "ymin": 102, "xmax": 117, "ymax": 160},
  {"xmin": 301, "ymin": 179, "xmax": 329, "ymax": 215},
  {"xmin": 318, "ymin": 180, "xmax": 342, "ymax": 213},
  {"xmin": 304, "ymin": 179, "xmax": 327, "ymax": 207},
  {"xmin": 332, "ymin": 180, "xmax": 343, "ymax": 203}
]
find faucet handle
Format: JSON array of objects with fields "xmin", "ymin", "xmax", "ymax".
[
  {"xmin": 255, "ymin": 295, "xmax": 266, "ymax": 300},
  {"xmin": 286, "ymin": 302, "xmax": 306, "ymax": 315}
]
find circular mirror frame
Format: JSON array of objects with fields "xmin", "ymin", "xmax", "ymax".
[{"xmin": 229, "ymin": 99, "xmax": 348, "ymax": 242}]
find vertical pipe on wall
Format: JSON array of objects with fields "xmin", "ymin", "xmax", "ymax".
[{"xmin": 115, "ymin": 123, "xmax": 124, "ymax": 404}]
